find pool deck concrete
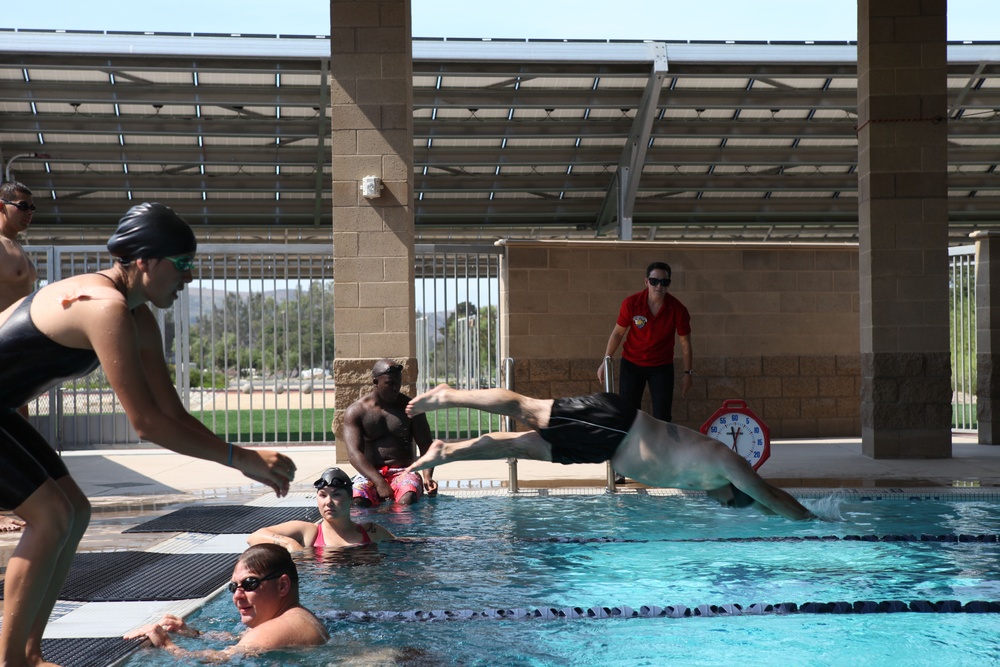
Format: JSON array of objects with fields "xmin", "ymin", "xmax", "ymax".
[{"xmin": 63, "ymin": 432, "xmax": 999, "ymax": 505}]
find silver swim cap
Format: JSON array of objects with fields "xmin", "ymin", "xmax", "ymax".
[{"xmin": 107, "ymin": 202, "xmax": 197, "ymax": 261}]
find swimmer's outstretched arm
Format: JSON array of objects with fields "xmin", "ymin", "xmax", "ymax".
[
  {"xmin": 724, "ymin": 459, "xmax": 815, "ymax": 521},
  {"xmin": 247, "ymin": 521, "xmax": 311, "ymax": 552},
  {"xmin": 125, "ymin": 615, "xmax": 241, "ymax": 661},
  {"xmin": 85, "ymin": 302, "xmax": 295, "ymax": 496}
]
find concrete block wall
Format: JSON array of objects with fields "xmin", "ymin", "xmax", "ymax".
[
  {"xmin": 501, "ymin": 240, "xmax": 861, "ymax": 438},
  {"xmin": 330, "ymin": 0, "xmax": 417, "ymax": 460}
]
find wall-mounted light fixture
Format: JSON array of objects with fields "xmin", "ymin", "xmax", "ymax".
[{"xmin": 360, "ymin": 175, "xmax": 383, "ymax": 199}]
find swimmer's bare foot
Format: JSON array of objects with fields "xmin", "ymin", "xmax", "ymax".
[
  {"xmin": 405, "ymin": 383, "xmax": 453, "ymax": 417},
  {"xmin": 406, "ymin": 439, "xmax": 447, "ymax": 473},
  {"xmin": 0, "ymin": 514, "xmax": 25, "ymax": 532}
]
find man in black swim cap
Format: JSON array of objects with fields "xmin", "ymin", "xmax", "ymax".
[{"xmin": 107, "ymin": 202, "xmax": 197, "ymax": 262}]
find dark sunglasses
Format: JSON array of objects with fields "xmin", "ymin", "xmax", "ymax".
[
  {"xmin": 163, "ymin": 255, "xmax": 196, "ymax": 271},
  {"xmin": 373, "ymin": 364, "xmax": 403, "ymax": 378},
  {"xmin": 1, "ymin": 198, "xmax": 36, "ymax": 212},
  {"xmin": 647, "ymin": 277, "xmax": 670, "ymax": 287},
  {"xmin": 228, "ymin": 570, "xmax": 281, "ymax": 594}
]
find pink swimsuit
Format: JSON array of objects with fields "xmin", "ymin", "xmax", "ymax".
[{"xmin": 313, "ymin": 522, "xmax": 372, "ymax": 548}]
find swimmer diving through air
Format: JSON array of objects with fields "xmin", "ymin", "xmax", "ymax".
[
  {"xmin": 406, "ymin": 385, "xmax": 814, "ymax": 521},
  {"xmin": 0, "ymin": 202, "xmax": 296, "ymax": 667}
]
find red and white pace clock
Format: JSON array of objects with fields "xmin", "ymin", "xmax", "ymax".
[{"xmin": 699, "ymin": 399, "xmax": 770, "ymax": 470}]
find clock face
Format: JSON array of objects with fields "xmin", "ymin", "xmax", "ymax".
[{"xmin": 700, "ymin": 400, "xmax": 770, "ymax": 470}]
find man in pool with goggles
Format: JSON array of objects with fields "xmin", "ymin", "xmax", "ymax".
[
  {"xmin": 125, "ymin": 544, "xmax": 328, "ymax": 658},
  {"xmin": 406, "ymin": 386, "xmax": 814, "ymax": 521}
]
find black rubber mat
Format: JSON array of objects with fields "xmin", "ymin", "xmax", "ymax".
[
  {"xmin": 123, "ymin": 504, "xmax": 320, "ymax": 534},
  {"xmin": 41, "ymin": 637, "xmax": 143, "ymax": 667},
  {"xmin": 0, "ymin": 552, "xmax": 236, "ymax": 601}
]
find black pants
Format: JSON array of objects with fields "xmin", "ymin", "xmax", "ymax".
[{"xmin": 618, "ymin": 358, "xmax": 675, "ymax": 422}]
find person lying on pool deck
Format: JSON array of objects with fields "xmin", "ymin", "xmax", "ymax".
[
  {"xmin": 247, "ymin": 467, "xmax": 395, "ymax": 552},
  {"xmin": 405, "ymin": 385, "xmax": 815, "ymax": 521},
  {"xmin": 124, "ymin": 544, "xmax": 328, "ymax": 659}
]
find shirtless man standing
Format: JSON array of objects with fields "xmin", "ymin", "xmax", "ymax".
[
  {"xmin": 406, "ymin": 385, "xmax": 813, "ymax": 521},
  {"xmin": 342, "ymin": 359, "xmax": 437, "ymax": 507},
  {"xmin": 0, "ymin": 181, "xmax": 38, "ymax": 533}
]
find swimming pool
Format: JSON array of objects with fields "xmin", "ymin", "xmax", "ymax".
[{"xmin": 120, "ymin": 492, "xmax": 1000, "ymax": 666}]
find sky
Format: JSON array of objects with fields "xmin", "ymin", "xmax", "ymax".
[{"xmin": 5, "ymin": 0, "xmax": 1000, "ymax": 42}]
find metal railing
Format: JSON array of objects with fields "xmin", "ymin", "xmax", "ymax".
[
  {"xmin": 950, "ymin": 244, "xmax": 976, "ymax": 431},
  {"xmin": 414, "ymin": 244, "xmax": 504, "ymax": 440},
  {"xmin": 501, "ymin": 357, "xmax": 518, "ymax": 494},
  {"xmin": 23, "ymin": 242, "xmax": 505, "ymax": 450},
  {"xmin": 602, "ymin": 355, "xmax": 617, "ymax": 493}
]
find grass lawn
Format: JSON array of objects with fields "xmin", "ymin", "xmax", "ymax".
[{"xmin": 193, "ymin": 407, "xmax": 504, "ymax": 443}]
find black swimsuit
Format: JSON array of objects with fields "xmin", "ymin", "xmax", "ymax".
[
  {"xmin": 0, "ymin": 291, "xmax": 100, "ymax": 411},
  {"xmin": 538, "ymin": 393, "xmax": 638, "ymax": 465},
  {"xmin": 0, "ymin": 286, "xmax": 104, "ymax": 509}
]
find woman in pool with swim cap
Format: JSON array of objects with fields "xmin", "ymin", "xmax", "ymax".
[
  {"xmin": 0, "ymin": 202, "xmax": 297, "ymax": 667},
  {"xmin": 248, "ymin": 467, "xmax": 395, "ymax": 552}
]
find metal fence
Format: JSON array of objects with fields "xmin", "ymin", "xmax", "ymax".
[
  {"xmin": 25, "ymin": 243, "xmax": 504, "ymax": 449},
  {"xmin": 949, "ymin": 244, "xmax": 976, "ymax": 431},
  {"xmin": 25, "ymin": 244, "xmax": 336, "ymax": 449},
  {"xmin": 29, "ymin": 240, "xmax": 974, "ymax": 444},
  {"xmin": 414, "ymin": 244, "xmax": 504, "ymax": 439}
]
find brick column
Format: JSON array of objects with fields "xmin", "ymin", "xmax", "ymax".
[
  {"xmin": 330, "ymin": 0, "xmax": 417, "ymax": 459},
  {"xmin": 857, "ymin": 0, "xmax": 950, "ymax": 458},
  {"xmin": 972, "ymin": 231, "xmax": 1000, "ymax": 444}
]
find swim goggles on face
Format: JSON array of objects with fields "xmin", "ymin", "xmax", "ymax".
[
  {"xmin": 163, "ymin": 255, "xmax": 196, "ymax": 271},
  {"xmin": 228, "ymin": 570, "xmax": 281, "ymax": 593},
  {"xmin": 314, "ymin": 472, "xmax": 352, "ymax": 491}
]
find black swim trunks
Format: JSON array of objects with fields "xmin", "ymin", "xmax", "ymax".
[{"xmin": 538, "ymin": 393, "xmax": 638, "ymax": 465}]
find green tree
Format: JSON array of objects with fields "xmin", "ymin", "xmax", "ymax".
[{"xmin": 188, "ymin": 280, "xmax": 334, "ymax": 377}]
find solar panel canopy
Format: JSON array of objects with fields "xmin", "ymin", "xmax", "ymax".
[{"xmin": 2, "ymin": 30, "xmax": 1000, "ymax": 244}]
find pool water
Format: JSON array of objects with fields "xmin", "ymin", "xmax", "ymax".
[{"xmin": 122, "ymin": 494, "xmax": 1000, "ymax": 666}]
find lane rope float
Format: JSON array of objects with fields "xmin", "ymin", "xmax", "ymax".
[
  {"xmin": 521, "ymin": 534, "xmax": 1000, "ymax": 544},
  {"xmin": 318, "ymin": 599, "xmax": 1000, "ymax": 623}
]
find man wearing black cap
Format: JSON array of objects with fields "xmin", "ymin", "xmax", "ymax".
[{"xmin": 342, "ymin": 359, "xmax": 437, "ymax": 507}]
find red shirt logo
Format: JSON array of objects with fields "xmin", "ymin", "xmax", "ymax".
[{"xmin": 633, "ymin": 315, "xmax": 648, "ymax": 329}]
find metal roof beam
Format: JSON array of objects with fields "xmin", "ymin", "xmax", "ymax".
[
  {"xmin": 27, "ymin": 174, "xmax": 319, "ymax": 192},
  {"xmin": 413, "ymin": 87, "xmax": 862, "ymax": 110},
  {"xmin": 0, "ymin": 81, "xmax": 323, "ymax": 107},
  {"xmin": 2, "ymin": 114, "xmax": 326, "ymax": 139},
  {"xmin": 414, "ymin": 146, "xmax": 862, "ymax": 167},
  {"xmin": 597, "ymin": 49, "xmax": 668, "ymax": 239},
  {"xmin": 0, "ymin": 143, "xmax": 320, "ymax": 164},
  {"xmin": 416, "ymin": 173, "xmax": 864, "ymax": 192}
]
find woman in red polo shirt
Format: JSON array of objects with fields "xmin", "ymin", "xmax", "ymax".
[{"xmin": 598, "ymin": 261, "xmax": 693, "ymax": 422}]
